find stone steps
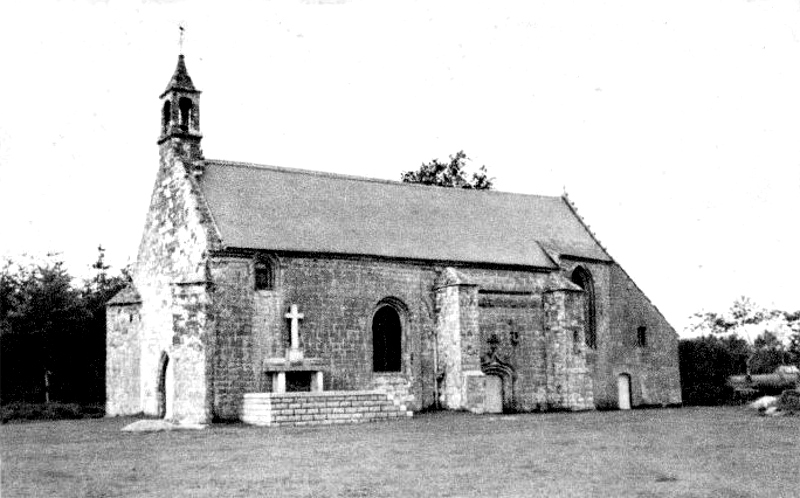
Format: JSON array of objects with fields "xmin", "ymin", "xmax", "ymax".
[{"xmin": 241, "ymin": 390, "xmax": 413, "ymax": 427}]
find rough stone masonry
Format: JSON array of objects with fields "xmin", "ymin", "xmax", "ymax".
[{"xmin": 106, "ymin": 55, "xmax": 682, "ymax": 426}]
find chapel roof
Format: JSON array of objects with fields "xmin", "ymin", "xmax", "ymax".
[
  {"xmin": 197, "ymin": 161, "xmax": 612, "ymax": 268},
  {"xmin": 107, "ymin": 285, "xmax": 141, "ymax": 306}
]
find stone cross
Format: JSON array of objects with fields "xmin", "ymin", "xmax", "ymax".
[{"xmin": 285, "ymin": 304, "xmax": 304, "ymax": 362}]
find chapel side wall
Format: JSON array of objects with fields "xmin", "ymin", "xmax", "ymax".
[
  {"xmin": 106, "ymin": 304, "xmax": 142, "ymax": 416},
  {"xmin": 561, "ymin": 260, "xmax": 612, "ymax": 408},
  {"xmin": 460, "ymin": 268, "xmax": 549, "ymax": 412},
  {"xmin": 208, "ymin": 257, "xmax": 257, "ymax": 420},
  {"xmin": 599, "ymin": 264, "xmax": 682, "ymax": 408},
  {"xmin": 131, "ymin": 139, "xmax": 212, "ymax": 422},
  {"xmin": 441, "ymin": 268, "xmax": 594, "ymax": 412},
  {"xmin": 237, "ymin": 255, "xmax": 598, "ymax": 414},
  {"xmin": 281, "ymin": 257, "xmax": 437, "ymax": 411}
]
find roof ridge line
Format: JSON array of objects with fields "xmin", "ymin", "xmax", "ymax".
[{"xmin": 202, "ymin": 158, "xmax": 562, "ymax": 200}]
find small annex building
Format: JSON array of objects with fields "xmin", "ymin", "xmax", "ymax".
[{"xmin": 106, "ymin": 55, "xmax": 682, "ymax": 426}]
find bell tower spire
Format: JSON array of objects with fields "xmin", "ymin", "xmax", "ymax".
[{"xmin": 158, "ymin": 44, "xmax": 202, "ymax": 157}]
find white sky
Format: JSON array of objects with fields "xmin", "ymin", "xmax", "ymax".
[{"xmin": 1, "ymin": 0, "xmax": 799, "ymax": 335}]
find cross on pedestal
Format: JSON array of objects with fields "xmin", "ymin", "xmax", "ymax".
[{"xmin": 285, "ymin": 304, "xmax": 304, "ymax": 362}]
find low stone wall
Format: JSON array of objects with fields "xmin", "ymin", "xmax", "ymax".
[{"xmin": 241, "ymin": 391, "xmax": 412, "ymax": 427}]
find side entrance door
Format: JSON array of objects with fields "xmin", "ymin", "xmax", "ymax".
[
  {"xmin": 617, "ymin": 373, "xmax": 631, "ymax": 410},
  {"xmin": 484, "ymin": 375, "xmax": 503, "ymax": 414}
]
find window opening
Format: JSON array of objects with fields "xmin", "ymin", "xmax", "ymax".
[
  {"xmin": 178, "ymin": 97, "xmax": 193, "ymax": 132},
  {"xmin": 570, "ymin": 266, "xmax": 597, "ymax": 349},
  {"xmin": 372, "ymin": 305, "xmax": 402, "ymax": 372},
  {"xmin": 254, "ymin": 261, "xmax": 274, "ymax": 291},
  {"xmin": 637, "ymin": 326, "xmax": 647, "ymax": 348},
  {"xmin": 161, "ymin": 100, "xmax": 171, "ymax": 135}
]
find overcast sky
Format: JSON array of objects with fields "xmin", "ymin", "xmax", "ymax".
[{"xmin": 1, "ymin": 0, "xmax": 799, "ymax": 335}]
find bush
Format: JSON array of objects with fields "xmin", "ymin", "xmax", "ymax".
[
  {"xmin": 1, "ymin": 402, "xmax": 104, "ymax": 423},
  {"xmin": 679, "ymin": 336, "xmax": 746, "ymax": 405},
  {"xmin": 778, "ymin": 389, "xmax": 800, "ymax": 414}
]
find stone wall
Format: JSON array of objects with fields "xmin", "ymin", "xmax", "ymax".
[
  {"xmin": 106, "ymin": 303, "xmax": 142, "ymax": 416},
  {"xmin": 170, "ymin": 282, "xmax": 213, "ymax": 423},
  {"xmin": 542, "ymin": 289, "xmax": 594, "ymax": 410},
  {"xmin": 477, "ymin": 292, "xmax": 544, "ymax": 411},
  {"xmin": 210, "ymin": 253, "xmax": 439, "ymax": 418},
  {"xmin": 559, "ymin": 260, "xmax": 681, "ymax": 408},
  {"xmin": 124, "ymin": 137, "xmax": 214, "ymax": 422},
  {"xmin": 208, "ymin": 251, "xmax": 681, "ymax": 418},
  {"xmin": 434, "ymin": 281, "xmax": 466, "ymax": 409},
  {"xmin": 602, "ymin": 264, "xmax": 682, "ymax": 408},
  {"xmin": 208, "ymin": 256, "xmax": 256, "ymax": 420}
]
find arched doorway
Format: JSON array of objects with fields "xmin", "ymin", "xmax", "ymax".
[
  {"xmin": 481, "ymin": 358, "xmax": 515, "ymax": 413},
  {"xmin": 157, "ymin": 352, "xmax": 174, "ymax": 419},
  {"xmin": 372, "ymin": 302, "xmax": 403, "ymax": 372},
  {"xmin": 617, "ymin": 373, "xmax": 631, "ymax": 410},
  {"xmin": 484, "ymin": 375, "xmax": 503, "ymax": 413}
]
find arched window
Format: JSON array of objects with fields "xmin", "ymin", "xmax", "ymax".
[
  {"xmin": 254, "ymin": 256, "xmax": 277, "ymax": 291},
  {"xmin": 254, "ymin": 261, "xmax": 274, "ymax": 291},
  {"xmin": 178, "ymin": 97, "xmax": 193, "ymax": 132},
  {"xmin": 161, "ymin": 100, "xmax": 171, "ymax": 135},
  {"xmin": 571, "ymin": 266, "xmax": 597, "ymax": 349},
  {"xmin": 372, "ymin": 301, "xmax": 404, "ymax": 372}
]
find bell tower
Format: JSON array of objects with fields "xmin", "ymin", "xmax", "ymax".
[{"xmin": 158, "ymin": 54, "xmax": 203, "ymax": 160}]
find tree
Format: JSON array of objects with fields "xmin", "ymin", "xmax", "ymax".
[
  {"xmin": 786, "ymin": 311, "xmax": 800, "ymax": 365},
  {"xmin": 0, "ymin": 248, "xmax": 131, "ymax": 405},
  {"xmin": 688, "ymin": 297, "xmax": 799, "ymax": 380},
  {"xmin": 0, "ymin": 258, "xmax": 87, "ymax": 403},
  {"xmin": 401, "ymin": 150, "xmax": 494, "ymax": 189},
  {"xmin": 690, "ymin": 296, "xmax": 774, "ymax": 337}
]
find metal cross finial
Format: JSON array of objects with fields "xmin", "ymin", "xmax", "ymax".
[{"xmin": 179, "ymin": 25, "xmax": 185, "ymax": 54}]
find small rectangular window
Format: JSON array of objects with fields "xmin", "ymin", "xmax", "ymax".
[{"xmin": 637, "ymin": 326, "xmax": 647, "ymax": 348}]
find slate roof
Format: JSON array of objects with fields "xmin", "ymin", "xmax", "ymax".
[
  {"xmin": 161, "ymin": 55, "xmax": 199, "ymax": 97},
  {"xmin": 197, "ymin": 161, "xmax": 611, "ymax": 268},
  {"xmin": 107, "ymin": 285, "xmax": 142, "ymax": 306}
]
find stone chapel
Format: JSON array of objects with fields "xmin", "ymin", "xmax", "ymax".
[{"xmin": 106, "ymin": 55, "xmax": 682, "ymax": 426}]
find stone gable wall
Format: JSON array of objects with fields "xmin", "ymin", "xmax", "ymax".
[
  {"xmin": 120, "ymin": 138, "xmax": 213, "ymax": 423},
  {"xmin": 602, "ymin": 264, "xmax": 682, "ymax": 408},
  {"xmin": 559, "ymin": 260, "xmax": 681, "ymax": 408}
]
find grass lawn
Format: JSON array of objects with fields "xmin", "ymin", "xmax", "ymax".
[{"xmin": 1, "ymin": 406, "xmax": 798, "ymax": 497}]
